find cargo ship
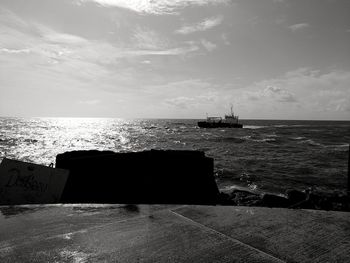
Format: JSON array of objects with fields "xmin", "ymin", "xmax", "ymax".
[{"xmin": 198, "ymin": 106, "xmax": 243, "ymax": 128}]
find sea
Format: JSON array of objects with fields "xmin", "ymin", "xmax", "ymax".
[{"xmin": 0, "ymin": 117, "xmax": 349, "ymax": 196}]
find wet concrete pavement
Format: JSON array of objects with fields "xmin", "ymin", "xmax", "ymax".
[{"xmin": 0, "ymin": 204, "xmax": 349, "ymax": 262}]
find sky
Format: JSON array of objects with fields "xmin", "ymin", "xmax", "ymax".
[{"xmin": 0, "ymin": 0, "xmax": 349, "ymax": 120}]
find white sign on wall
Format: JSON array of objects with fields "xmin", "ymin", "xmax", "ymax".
[{"xmin": 0, "ymin": 158, "xmax": 69, "ymax": 205}]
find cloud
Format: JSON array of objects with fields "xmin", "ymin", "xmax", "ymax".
[
  {"xmin": 201, "ymin": 39, "xmax": 217, "ymax": 52},
  {"xmin": 133, "ymin": 27, "xmax": 170, "ymax": 50},
  {"xmin": 264, "ymin": 86, "xmax": 297, "ymax": 102},
  {"xmin": 288, "ymin": 23, "xmax": 310, "ymax": 32},
  {"xmin": 129, "ymin": 27, "xmax": 201, "ymax": 56},
  {"xmin": 242, "ymin": 85, "xmax": 297, "ymax": 103},
  {"xmin": 145, "ymin": 79, "xmax": 213, "ymax": 96},
  {"xmin": 122, "ymin": 45, "xmax": 199, "ymax": 56},
  {"xmin": 0, "ymin": 7, "xmax": 203, "ymax": 117},
  {"xmin": 0, "ymin": 47, "xmax": 31, "ymax": 54},
  {"xmin": 144, "ymin": 79, "xmax": 227, "ymax": 114},
  {"xmin": 175, "ymin": 16, "xmax": 223, "ymax": 34},
  {"xmin": 77, "ymin": 0, "xmax": 230, "ymax": 15},
  {"xmin": 43, "ymin": 32, "xmax": 88, "ymax": 45},
  {"xmin": 241, "ymin": 68, "xmax": 350, "ymax": 117},
  {"xmin": 330, "ymin": 98, "xmax": 350, "ymax": 112},
  {"xmin": 275, "ymin": 15, "xmax": 287, "ymax": 25},
  {"xmin": 129, "ymin": 27, "xmax": 200, "ymax": 56},
  {"xmin": 0, "ymin": 8, "xmax": 199, "ymax": 69},
  {"xmin": 164, "ymin": 96, "xmax": 194, "ymax": 109},
  {"xmin": 164, "ymin": 92, "xmax": 221, "ymax": 111},
  {"xmin": 221, "ymin": 33, "xmax": 230, "ymax": 45}
]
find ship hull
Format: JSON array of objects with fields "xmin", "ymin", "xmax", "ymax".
[{"xmin": 197, "ymin": 122, "xmax": 243, "ymax": 128}]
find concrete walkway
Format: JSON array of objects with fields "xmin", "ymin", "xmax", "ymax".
[{"xmin": 0, "ymin": 204, "xmax": 349, "ymax": 262}]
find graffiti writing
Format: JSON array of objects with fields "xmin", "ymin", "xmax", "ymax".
[{"xmin": 5, "ymin": 168, "xmax": 48, "ymax": 193}]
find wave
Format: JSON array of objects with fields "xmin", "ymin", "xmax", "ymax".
[
  {"xmin": 170, "ymin": 122, "xmax": 187, "ymax": 125},
  {"xmin": 298, "ymin": 139, "xmax": 323, "ymax": 147},
  {"xmin": 326, "ymin": 143, "xmax": 349, "ymax": 150},
  {"xmin": 336, "ymin": 143, "xmax": 349, "ymax": 148},
  {"xmin": 24, "ymin": 138, "xmax": 38, "ymax": 143},
  {"xmin": 291, "ymin": 136, "xmax": 306, "ymax": 140},
  {"xmin": 251, "ymin": 138, "xmax": 277, "ymax": 143},
  {"xmin": 274, "ymin": 124, "xmax": 311, "ymax": 128},
  {"xmin": 244, "ymin": 125, "xmax": 267, "ymax": 129},
  {"xmin": 213, "ymin": 137, "xmax": 246, "ymax": 143},
  {"xmin": 219, "ymin": 184, "xmax": 245, "ymax": 193},
  {"xmin": 143, "ymin": 126, "xmax": 158, "ymax": 130},
  {"xmin": 0, "ymin": 137, "xmax": 19, "ymax": 145},
  {"xmin": 265, "ymin": 134, "xmax": 278, "ymax": 138},
  {"xmin": 245, "ymin": 135, "xmax": 278, "ymax": 143},
  {"xmin": 297, "ymin": 140, "xmax": 348, "ymax": 149}
]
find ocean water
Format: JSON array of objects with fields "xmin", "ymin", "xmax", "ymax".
[{"xmin": 0, "ymin": 117, "xmax": 349, "ymax": 195}]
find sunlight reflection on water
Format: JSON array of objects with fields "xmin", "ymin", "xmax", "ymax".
[
  {"xmin": 0, "ymin": 118, "xmax": 145, "ymax": 165},
  {"xmin": 0, "ymin": 118, "xmax": 195, "ymax": 166}
]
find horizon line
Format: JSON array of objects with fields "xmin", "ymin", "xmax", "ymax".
[{"xmin": 0, "ymin": 116, "xmax": 350, "ymax": 122}]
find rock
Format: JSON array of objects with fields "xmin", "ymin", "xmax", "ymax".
[
  {"xmin": 261, "ymin": 194, "xmax": 290, "ymax": 208},
  {"xmin": 286, "ymin": 189, "xmax": 307, "ymax": 205},
  {"xmin": 218, "ymin": 192, "xmax": 236, "ymax": 205},
  {"xmin": 308, "ymin": 192, "xmax": 350, "ymax": 211},
  {"xmin": 229, "ymin": 189, "xmax": 259, "ymax": 199},
  {"xmin": 228, "ymin": 189, "xmax": 261, "ymax": 206},
  {"xmin": 56, "ymin": 150, "xmax": 219, "ymax": 205}
]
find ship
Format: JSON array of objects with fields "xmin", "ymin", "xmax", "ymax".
[{"xmin": 198, "ymin": 106, "xmax": 243, "ymax": 128}]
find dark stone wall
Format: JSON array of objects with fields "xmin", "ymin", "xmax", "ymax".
[{"xmin": 56, "ymin": 150, "xmax": 219, "ymax": 205}]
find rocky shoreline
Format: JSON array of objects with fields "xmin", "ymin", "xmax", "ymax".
[{"xmin": 218, "ymin": 188, "xmax": 349, "ymax": 212}]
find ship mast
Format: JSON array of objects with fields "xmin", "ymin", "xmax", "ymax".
[{"xmin": 230, "ymin": 103, "xmax": 239, "ymax": 123}]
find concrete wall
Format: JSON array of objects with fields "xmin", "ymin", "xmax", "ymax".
[{"xmin": 56, "ymin": 150, "xmax": 219, "ymax": 204}]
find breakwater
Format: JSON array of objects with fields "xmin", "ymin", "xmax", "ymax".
[{"xmin": 56, "ymin": 150, "xmax": 219, "ymax": 204}]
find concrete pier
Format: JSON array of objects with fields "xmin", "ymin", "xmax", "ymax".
[{"xmin": 0, "ymin": 204, "xmax": 349, "ymax": 262}]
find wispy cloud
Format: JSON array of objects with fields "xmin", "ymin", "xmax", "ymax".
[
  {"xmin": 201, "ymin": 39, "xmax": 217, "ymax": 52},
  {"xmin": 43, "ymin": 32, "xmax": 88, "ymax": 45},
  {"xmin": 288, "ymin": 23, "xmax": 310, "ymax": 32},
  {"xmin": 264, "ymin": 86, "xmax": 297, "ymax": 102},
  {"xmin": 242, "ymin": 68, "xmax": 350, "ymax": 114},
  {"xmin": 0, "ymin": 8, "xmax": 199, "ymax": 68},
  {"xmin": 0, "ymin": 7, "xmax": 202, "ymax": 111},
  {"xmin": 133, "ymin": 27, "xmax": 170, "ymax": 50},
  {"xmin": 130, "ymin": 27, "xmax": 200, "ymax": 55},
  {"xmin": 221, "ymin": 33, "xmax": 230, "ymax": 45},
  {"xmin": 144, "ymin": 79, "xmax": 225, "ymax": 113},
  {"xmin": 275, "ymin": 15, "xmax": 287, "ymax": 25},
  {"xmin": 242, "ymin": 85, "xmax": 297, "ymax": 103},
  {"xmin": 121, "ymin": 45, "xmax": 199, "ymax": 56},
  {"xmin": 0, "ymin": 47, "xmax": 31, "ymax": 54},
  {"xmin": 77, "ymin": 0, "xmax": 230, "ymax": 15},
  {"xmin": 175, "ymin": 16, "xmax": 223, "ymax": 35},
  {"xmin": 164, "ymin": 96, "xmax": 195, "ymax": 109}
]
